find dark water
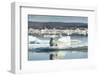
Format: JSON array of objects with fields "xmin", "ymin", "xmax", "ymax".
[{"xmin": 28, "ymin": 36, "xmax": 88, "ymax": 61}]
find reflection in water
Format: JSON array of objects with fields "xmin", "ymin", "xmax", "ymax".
[
  {"xmin": 28, "ymin": 50, "xmax": 88, "ymax": 60},
  {"xmin": 49, "ymin": 53, "xmax": 53, "ymax": 60}
]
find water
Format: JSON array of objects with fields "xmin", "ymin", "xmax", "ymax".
[
  {"xmin": 28, "ymin": 51, "xmax": 87, "ymax": 60},
  {"xmin": 28, "ymin": 36, "xmax": 88, "ymax": 61}
]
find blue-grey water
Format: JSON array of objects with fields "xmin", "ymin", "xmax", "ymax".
[{"xmin": 28, "ymin": 36, "xmax": 88, "ymax": 61}]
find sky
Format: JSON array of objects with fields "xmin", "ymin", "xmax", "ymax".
[{"xmin": 28, "ymin": 15, "xmax": 88, "ymax": 23}]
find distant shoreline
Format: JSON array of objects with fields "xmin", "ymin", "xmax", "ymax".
[{"xmin": 28, "ymin": 21, "xmax": 88, "ymax": 29}]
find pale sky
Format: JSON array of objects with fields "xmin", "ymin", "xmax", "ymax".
[{"xmin": 28, "ymin": 15, "xmax": 88, "ymax": 23}]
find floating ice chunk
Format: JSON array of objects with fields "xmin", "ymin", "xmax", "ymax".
[
  {"xmin": 57, "ymin": 36, "xmax": 71, "ymax": 48},
  {"xmin": 29, "ymin": 35, "xmax": 39, "ymax": 42},
  {"xmin": 58, "ymin": 36, "xmax": 71, "ymax": 43}
]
